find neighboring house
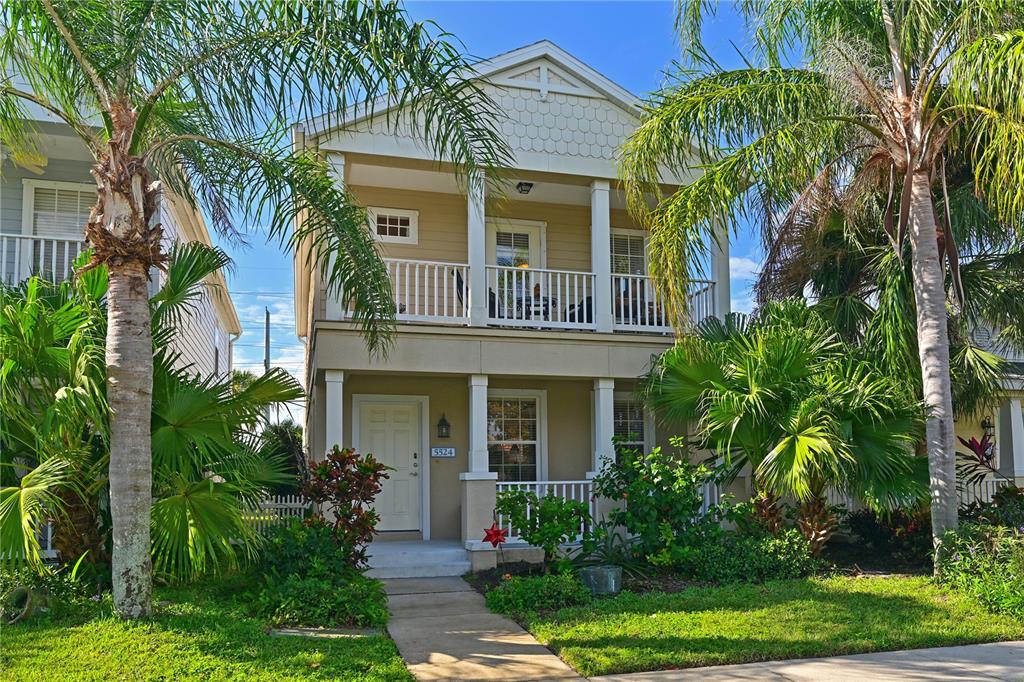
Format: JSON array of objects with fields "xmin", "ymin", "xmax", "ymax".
[
  {"xmin": 955, "ymin": 326, "xmax": 1024, "ymax": 498},
  {"xmin": 292, "ymin": 41, "xmax": 731, "ymax": 575},
  {"xmin": 0, "ymin": 119, "xmax": 241, "ymax": 378}
]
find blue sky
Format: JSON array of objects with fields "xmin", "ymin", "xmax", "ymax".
[{"xmin": 221, "ymin": 1, "xmax": 761, "ymax": 416}]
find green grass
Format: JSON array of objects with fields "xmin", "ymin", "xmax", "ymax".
[
  {"xmin": 1, "ymin": 575, "xmax": 411, "ymax": 682},
  {"xmin": 523, "ymin": 575, "xmax": 1024, "ymax": 676}
]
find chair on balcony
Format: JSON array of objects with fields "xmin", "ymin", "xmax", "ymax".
[
  {"xmin": 565, "ymin": 296, "xmax": 593, "ymax": 324},
  {"xmin": 453, "ymin": 270, "xmax": 501, "ymax": 318}
]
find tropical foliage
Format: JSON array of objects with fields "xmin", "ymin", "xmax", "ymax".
[
  {"xmin": 494, "ymin": 490, "xmax": 590, "ymax": 571},
  {"xmin": 0, "ymin": 246, "xmax": 302, "ymax": 580},
  {"xmin": 622, "ymin": 0, "xmax": 1024, "ymax": 554},
  {"xmin": 1, "ymin": 0, "xmax": 510, "ymax": 617},
  {"xmin": 643, "ymin": 300, "xmax": 927, "ymax": 552}
]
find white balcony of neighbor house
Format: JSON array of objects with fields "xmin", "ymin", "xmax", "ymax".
[{"xmin": 318, "ymin": 154, "xmax": 729, "ymax": 337}]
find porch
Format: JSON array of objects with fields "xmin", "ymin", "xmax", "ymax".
[{"xmin": 0, "ymin": 233, "xmax": 85, "ymax": 286}]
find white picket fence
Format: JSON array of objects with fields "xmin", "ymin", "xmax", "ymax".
[
  {"xmin": 247, "ymin": 494, "xmax": 310, "ymax": 533},
  {"xmin": 826, "ymin": 478, "xmax": 1011, "ymax": 511}
]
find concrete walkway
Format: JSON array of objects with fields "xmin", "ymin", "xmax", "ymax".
[
  {"xmin": 592, "ymin": 641, "xmax": 1024, "ymax": 682},
  {"xmin": 383, "ymin": 576, "xmax": 581, "ymax": 681}
]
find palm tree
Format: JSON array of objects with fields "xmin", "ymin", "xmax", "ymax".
[
  {"xmin": 1, "ymin": 244, "xmax": 304, "ymax": 580},
  {"xmin": 622, "ymin": 0, "xmax": 1024, "ymax": 558},
  {"xmin": 642, "ymin": 300, "xmax": 926, "ymax": 554},
  {"xmin": 1, "ymin": 0, "xmax": 510, "ymax": 618}
]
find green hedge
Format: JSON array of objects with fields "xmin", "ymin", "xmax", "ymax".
[
  {"xmin": 937, "ymin": 523, "xmax": 1024, "ymax": 619},
  {"xmin": 485, "ymin": 573, "xmax": 592, "ymax": 618}
]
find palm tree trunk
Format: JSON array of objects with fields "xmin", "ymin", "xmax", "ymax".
[
  {"xmin": 906, "ymin": 169, "xmax": 958, "ymax": 561},
  {"xmin": 106, "ymin": 260, "xmax": 154, "ymax": 619}
]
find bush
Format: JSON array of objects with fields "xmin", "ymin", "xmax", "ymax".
[
  {"xmin": 591, "ymin": 447, "xmax": 716, "ymax": 559},
  {"xmin": 495, "ymin": 490, "xmax": 589, "ymax": 569},
  {"xmin": 937, "ymin": 523, "xmax": 1024, "ymax": 619},
  {"xmin": 485, "ymin": 573, "xmax": 592, "ymax": 617},
  {"xmin": 963, "ymin": 486, "xmax": 1024, "ymax": 528},
  {"xmin": 302, "ymin": 446, "xmax": 389, "ymax": 568},
  {"xmin": 255, "ymin": 519, "xmax": 388, "ymax": 628},
  {"xmin": 671, "ymin": 527, "xmax": 819, "ymax": 583},
  {"xmin": 0, "ymin": 567, "xmax": 94, "ymax": 623},
  {"xmin": 844, "ymin": 507, "xmax": 933, "ymax": 566}
]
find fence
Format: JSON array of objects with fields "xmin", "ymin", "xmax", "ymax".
[
  {"xmin": 246, "ymin": 494, "xmax": 310, "ymax": 534},
  {"xmin": 495, "ymin": 480, "xmax": 596, "ymax": 543},
  {"xmin": 826, "ymin": 479, "xmax": 1012, "ymax": 512}
]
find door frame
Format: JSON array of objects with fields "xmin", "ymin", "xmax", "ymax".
[
  {"xmin": 351, "ymin": 394, "xmax": 431, "ymax": 540},
  {"xmin": 485, "ymin": 217, "xmax": 547, "ymax": 268}
]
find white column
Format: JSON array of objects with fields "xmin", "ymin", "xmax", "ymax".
[
  {"xmin": 324, "ymin": 370, "xmax": 344, "ymax": 454},
  {"xmin": 467, "ymin": 173, "xmax": 488, "ymax": 327},
  {"xmin": 590, "ymin": 179, "xmax": 613, "ymax": 332},
  {"xmin": 324, "ymin": 153, "xmax": 346, "ymax": 320},
  {"xmin": 1010, "ymin": 398, "xmax": 1024, "ymax": 479},
  {"xmin": 590, "ymin": 378, "xmax": 615, "ymax": 477},
  {"xmin": 710, "ymin": 220, "xmax": 731, "ymax": 319},
  {"xmin": 462, "ymin": 374, "xmax": 495, "ymax": 478}
]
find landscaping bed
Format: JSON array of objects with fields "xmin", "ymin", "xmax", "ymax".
[
  {"xmin": 0, "ymin": 574, "xmax": 411, "ymax": 682},
  {"xmin": 518, "ymin": 575, "xmax": 1024, "ymax": 677}
]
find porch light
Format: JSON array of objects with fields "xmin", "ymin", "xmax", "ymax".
[
  {"xmin": 436, "ymin": 413, "xmax": 451, "ymax": 439},
  {"xmin": 516, "ymin": 181, "xmax": 534, "ymax": 195}
]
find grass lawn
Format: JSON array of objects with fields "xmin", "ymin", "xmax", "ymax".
[
  {"xmin": 523, "ymin": 575, "xmax": 1024, "ymax": 677},
  {"xmin": 1, "ymin": 576, "xmax": 411, "ymax": 682}
]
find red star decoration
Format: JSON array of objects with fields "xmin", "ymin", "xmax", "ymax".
[{"xmin": 483, "ymin": 522, "xmax": 507, "ymax": 547}]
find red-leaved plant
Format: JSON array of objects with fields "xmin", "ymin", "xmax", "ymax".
[{"xmin": 302, "ymin": 446, "xmax": 390, "ymax": 568}]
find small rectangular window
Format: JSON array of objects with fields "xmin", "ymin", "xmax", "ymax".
[
  {"xmin": 369, "ymin": 208, "xmax": 418, "ymax": 244},
  {"xmin": 613, "ymin": 396, "xmax": 647, "ymax": 461}
]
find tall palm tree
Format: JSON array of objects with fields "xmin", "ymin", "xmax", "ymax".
[
  {"xmin": 1, "ymin": 0, "xmax": 510, "ymax": 618},
  {"xmin": 622, "ymin": 0, "xmax": 1024, "ymax": 558}
]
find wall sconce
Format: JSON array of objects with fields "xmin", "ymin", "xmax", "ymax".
[
  {"xmin": 516, "ymin": 181, "xmax": 534, "ymax": 195},
  {"xmin": 981, "ymin": 415, "xmax": 995, "ymax": 439},
  {"xmin": 436, "ymin": 413, "xmax": 451, "ymax": 439}
]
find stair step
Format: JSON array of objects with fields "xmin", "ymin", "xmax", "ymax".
[
  {"xmin": 367, "ymin": 548, "xmax": 468, "ymax": 564},
  {"xmin": 367, "ymin": 561, "xmax": 471, "ymax": 579}
]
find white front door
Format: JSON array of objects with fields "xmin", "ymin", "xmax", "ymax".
[{"xmin": 359, "ymin": 401, "xmax": 422, "ymax": 532}]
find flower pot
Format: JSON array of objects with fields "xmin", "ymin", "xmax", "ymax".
[{"xmin": 579, "ymin": 565, "xmax": 622, "ymax": 595}]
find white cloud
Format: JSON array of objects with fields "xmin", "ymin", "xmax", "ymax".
[
  {"xmin": 729, "ymin": 256, "xmax": 761, "ymax": 281},
  {"xmin": 731, "ymin": 295, "xmax": 755, "ymax": 314}
]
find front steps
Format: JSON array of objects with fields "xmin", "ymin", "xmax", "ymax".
[{"xmin": 366, "ymin": 540, "xmax": 471, "ymax": 578}]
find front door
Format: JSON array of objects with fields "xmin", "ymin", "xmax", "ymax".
[{"xmin": 358, "ymin": 401, "xmax": 421, "ymax": 532}]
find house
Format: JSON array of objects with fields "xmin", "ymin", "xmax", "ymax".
[
  {"xmin": 292, "ymin": 41, "xmax": 731, "ymax": 575},
  {"xmin": 0, "ymin": 118, "xmax": 241, "ymax": 379}
]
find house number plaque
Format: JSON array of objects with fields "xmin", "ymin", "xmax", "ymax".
[{"xmin": 430, "ymin": 447, "xmax": 456, "ymax": 458}]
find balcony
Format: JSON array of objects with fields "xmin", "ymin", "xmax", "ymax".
[
  {"xmin": 1, "ymin": 234, "xmax": 86, "ymax": 286},
  {"xmin": 333, "ymin": 257, "xmax": 717, "ymax": 333}
]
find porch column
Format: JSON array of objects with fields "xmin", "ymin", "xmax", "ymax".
[
  {"xmin": 590, "ymin": 179, "xmax": 613, "ymax": 332},
  {"xmin": 324, "ymin": 370, "xmax": 344, "ymax": 455},
  {"xmin": 467, "ymin": 173, "xmax": 488, "ymax": 327},
  {"xmin": 324, "ymin": 153, "xmax": 345, "ymax": 320},
  {"xmin": 710, "ymin": 220, "xmax": 731, "ymax": 319},
  {"xmin": 461, "ymin": 374, "xmax": 497, "ymax": 569},
  {"xmin": 1011, "ymin": 398, "xmax": 1024, "ymax": 484},
  {"xmin": 590, "ymin": 378, "xmax": 615, "ymax": 477}
]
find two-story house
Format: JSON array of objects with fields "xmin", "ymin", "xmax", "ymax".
[
  {"xmin": 1, "ymin": 115, "xmax": 241, "ymax": 379},
  {"xmin": 293, "ymin": 41, "xmax": 731, "ymax": 576}
]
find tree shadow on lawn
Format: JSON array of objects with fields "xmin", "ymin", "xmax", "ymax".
[{"xmin": 534, "ymin": 578, "xmax": 1024, "ymax": 676}]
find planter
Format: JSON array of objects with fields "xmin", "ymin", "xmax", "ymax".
[{"xmin": 579, "ymin": 565, "xmax": 622, "ymax": 596}]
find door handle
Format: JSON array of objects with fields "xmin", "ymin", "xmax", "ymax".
[{"xmin": 410, "ymin": 471, "xmax": 419, "ymax": 477}]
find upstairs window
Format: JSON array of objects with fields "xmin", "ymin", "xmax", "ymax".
[
  {"xmin": 611, "ymin": 232, "xmax": 646, "ymax": 275},
  {"xmin": 369, "ymin": 207, "xmax": 418, "ymax": 244}
]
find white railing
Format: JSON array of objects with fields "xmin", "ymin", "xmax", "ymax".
[
  {"xmin": 699, "ymin": 480, "xmax": 720, "ymax": 516},
  {"xmin": 247, "ymin": 493, "xmax": 310, "ymax": 534},
  {"xmin": 612, "ymin": 275, "xmax": 717, "ymax": 332},
  {"xmin": 496, "ymin": 479, "xmax": 595, "ymax": 543},
  {"xmin": 1, "ymin": 234, "xmax": 86, "ymax": 286},
  {"xmin": 385, "ymin": 258, "xmax": 470, "ymax": 324},
  {"xmin": 960, "ymin": 478, "xmax": 1011, "ymax": 507},
  {"xmin": 486, "ymin": 265, "xmax": 597, "ymax": 330}
]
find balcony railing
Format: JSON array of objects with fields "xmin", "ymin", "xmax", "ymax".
[
  {"xmin": 486, "ymin": 264, "xmax": 597, "ymax": 330},
  {"xmin": 1, "ymin": 234, "xmax": 86, "ymax": 286},
  {"xmin": 496, "ymin": 479, "xmax": 595, "ymax": 542},
  {"xmin": 385, "ymin": 258, "xmax": 470, "ymax": 324},
  {"xmin": 612, "ymin": 275, "xmax": 717, "ymax": 332}
]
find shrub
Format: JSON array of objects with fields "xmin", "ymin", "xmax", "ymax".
[
  {"xmin": 937, "ymin": 523, "xmax": 1024, "ymax": 619},
  {"xmin": 573, "ymin": 521, "xmax": 648, "ymax": 578},
  {"xmin": 257, "ymin": 569, "xmax": 387, "ymax": 628},
  {"xmin": 485, "ymin": 573, "xmax": 591, "ymax": 617},
  {"xmin": 671, "ymin": 527, "xmax": 819, "ymax": 583},
  {"xmin": 261, "ymin": 518, "xmax": 351, "ymax": 577},
  {"xmin": 0, "ymin": 566, "xmax": 94, "ymax": 623},
  {"xmin": 963, "ymin": 486, "xmax": 1024, "ymax": 529},
  {"xmin": 495, "ymin": 490, "xmax": 589, "ymax": 569},
  {"xmin": 591, "ymin": 447, "xmax": 716, "ymax": 559},
  {"xmin": 844, "ymin": 507, "xmax": 933, "ymax": 566},
  {"xmin": 302, "ymin": 446, "xmax": 389, "ymax": 568}
]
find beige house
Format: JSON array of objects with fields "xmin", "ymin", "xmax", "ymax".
[{"xmin": 293, "ymin": 41, "xmax": 729, "ymax": 575}]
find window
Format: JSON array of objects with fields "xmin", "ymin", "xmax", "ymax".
[
  {"xmin": 487, "ymin": 396, "xmax": 539, "ymax": 481},
  {"xmin": 495, "ymin": 231, "xmax": 532, "ymax": 267},
  {"xmin": 369, "ymin": 208, "xmax": 418, "ymax": 244},
  {"xmin": 30, "ymin": 184, "xmax": 94, "ymax": 239},
  {"xmin": 21, "ymin": 181, "xmax": 92, "ymax": 284},
  {"xmin": 613, "ymin": 395, "xmax": 647, "ymax": 460},
  {"xmin": 611, "ymin": 232, "xmax": 646, "ymax": 275}
]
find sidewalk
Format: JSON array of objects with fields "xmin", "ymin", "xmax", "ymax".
[
  {"xmin": 383, "ymin": 576, "xmax": 581, "ymax": 681},
  {"xmin": 591, "ymin": 641, "xmax": 1024, "ymax": 682}
]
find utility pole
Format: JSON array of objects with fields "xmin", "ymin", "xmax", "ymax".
[{"xmin": 264, "ymin": 307, "xmax": 272, "ymax": 422}]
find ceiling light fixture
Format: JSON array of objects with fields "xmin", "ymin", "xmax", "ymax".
[{"xmin": 516, "ymin": 181, "xmax": 534, "ymax": 195}]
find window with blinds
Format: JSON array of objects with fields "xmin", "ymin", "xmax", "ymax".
[
  {"xmin": 32, "ymin": 186, "xmax": 93, "ymax": 239},
  {"xmin": 610, "ymin": 233, "xmax": 645, "ymax": 275},
  {"xmin": 613, "ymin": 396, "xmax": 647, "ymax": 461},
  {"xmin": 495, "ymin": 231, "xmax": 531, "ymax": 267}
]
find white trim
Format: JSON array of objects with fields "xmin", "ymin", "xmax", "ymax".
[
  {"xmin": 368, "ymin": 206, "xmax": 419, "ymax": 245},
  {"xmin": 486, "ymin": 217, "xmax": 547, "ymax": 268},
  {"xmin": 486, "ymin": 388, "xmax": 549, "ymax": 480},
  {"xmin": 351, "ymin": 393, "xmax": 431, "ymax": 540},
  {"xmin": 21, "ymin": 178, "xmax": 95, "ymax": 237}
]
